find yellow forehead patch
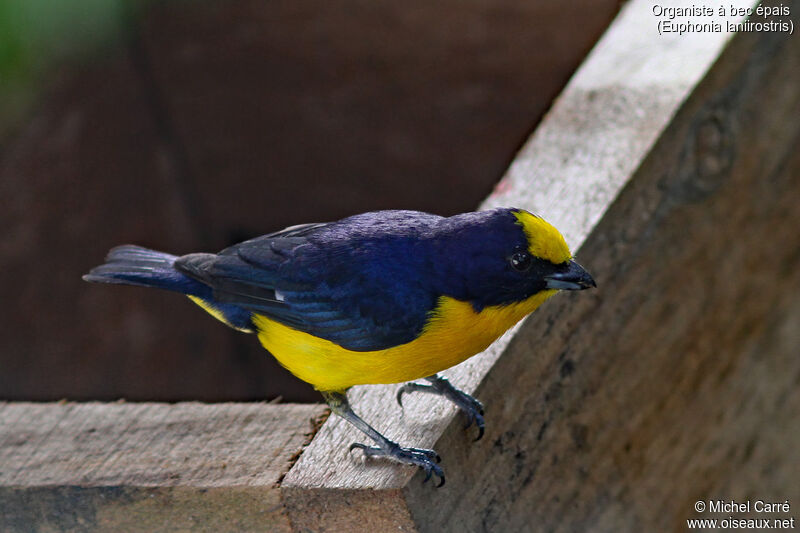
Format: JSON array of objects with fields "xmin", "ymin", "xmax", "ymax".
[{"xmin": 513, "ymin": 210, "xmax": 572, "ymax": 264}]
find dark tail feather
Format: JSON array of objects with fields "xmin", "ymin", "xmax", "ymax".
[{"xmin": 83, "ymin": 245, "xmax": 202, "ymax": 294}]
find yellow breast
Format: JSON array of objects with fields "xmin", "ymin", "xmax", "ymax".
[{"xmin": 252, "ymin": 290, "xmax": 556, "ymax": 392}]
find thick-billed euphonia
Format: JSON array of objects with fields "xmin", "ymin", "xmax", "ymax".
[{"xmin": 84, "ymin": 208, "xmax": 595, "ymax": 485}]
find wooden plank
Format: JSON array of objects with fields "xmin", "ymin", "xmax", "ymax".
[
  {"xmin": 0, "ymin": 402, "xmax": 326, "ymax": 532},
  {"xmin": 281, "ymin": 0, "xmax": 800, "ymax": 530}
]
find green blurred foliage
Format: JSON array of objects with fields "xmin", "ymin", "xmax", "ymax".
[{"xmin": 0, "ymin": 0, "xmax": 140, "ymax": 138}]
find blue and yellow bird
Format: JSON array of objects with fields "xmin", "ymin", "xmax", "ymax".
[{"xmin": 84, "ymin": 208, "xmax": 595, "ymax": 485}]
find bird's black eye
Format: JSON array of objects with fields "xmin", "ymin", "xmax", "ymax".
[{"xmin": 509, "ymin": 251, "xmax": 532, "ymax": 272}]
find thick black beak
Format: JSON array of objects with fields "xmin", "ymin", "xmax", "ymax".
[{"xmin": 544, "ymin": 260, "xmax": 596, "ymax": 291}]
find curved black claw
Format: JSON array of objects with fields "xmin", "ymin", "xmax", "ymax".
[
  {"xmin": 396, "ymin": 382, "xmax": 435, "ymax": 408},
  {"xmin": 457, "ymin": 394, "xmax": 486, "ymax": 442},
  {"xmin": 349, "ymin": 442, "xmax": 445, "ymax": 487}
]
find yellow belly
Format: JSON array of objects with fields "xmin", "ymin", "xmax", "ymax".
[{"xmin": 252, "ymin": 291, "xmax": 556, "ymax": 392}]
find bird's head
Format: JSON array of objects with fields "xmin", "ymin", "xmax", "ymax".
[{"xmin": 437, "ymin": 208, "xmax": 595, "ymax": 310}]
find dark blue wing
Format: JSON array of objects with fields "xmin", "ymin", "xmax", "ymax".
[{"xmin": 174, "ymin": 213, "xmax": 441, "ymax": 351}]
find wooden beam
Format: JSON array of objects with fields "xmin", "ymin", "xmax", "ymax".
[{"xmin": 0, "ymin": 402, "xmax": 325, "ymax": 531}]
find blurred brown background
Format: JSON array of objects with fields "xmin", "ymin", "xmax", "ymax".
[{"xmin": 0, "ymin": 0, "xmax": 619, "ymax": 402}]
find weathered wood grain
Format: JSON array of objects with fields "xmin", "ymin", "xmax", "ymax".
[
  {"xmin": 281, "ymin": 0, "xmax": 800, "ymax": 530},
  {"xmin": 0, "ymin": 402, "xmax": 325, "ymax": 532},
  {"xmin": 404, "ymin": 12, "xmax": 800, "ymax": 531}
]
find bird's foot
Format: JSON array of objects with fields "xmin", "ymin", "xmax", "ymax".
[
  {"xmin": 396, "ymin": 375, "xmax": 485, "ymax": 441},
  {"xmin": 349, "ymin": 442, "xmax": 445, "ymax": 487}
]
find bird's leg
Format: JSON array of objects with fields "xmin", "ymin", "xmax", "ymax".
[
  {"xmin": 321, "ymin": 390, "xmax": 445, "ymax": 487},
  {"xmin": 396, "ymin": 374, "xmax": 485, "ymax": 441}
]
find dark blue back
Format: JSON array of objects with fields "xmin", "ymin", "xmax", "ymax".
[{"xmin": 177, "ymin": 209, "xmax": 534, "ymax": 351}]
